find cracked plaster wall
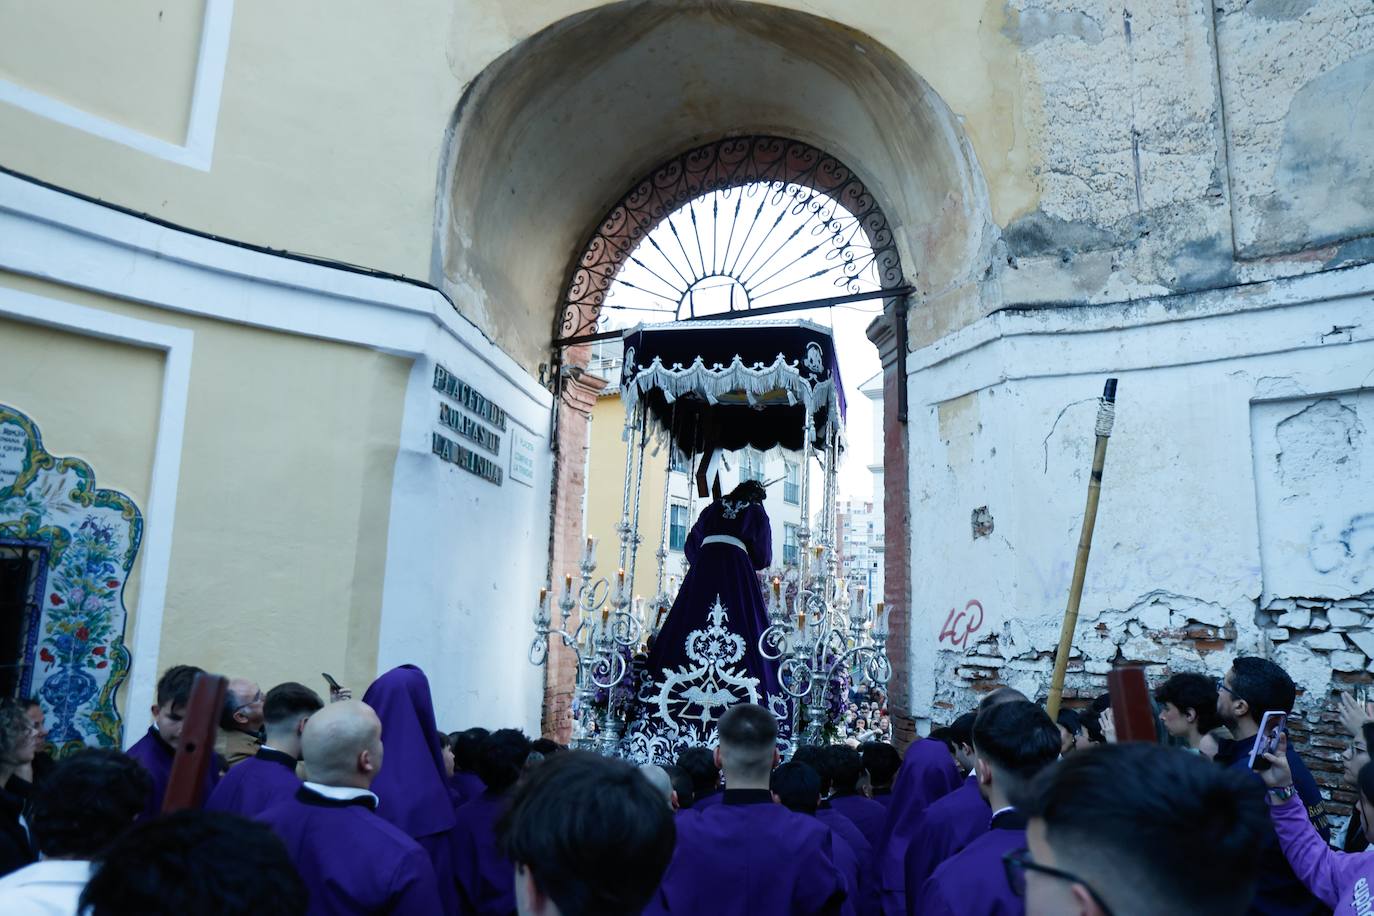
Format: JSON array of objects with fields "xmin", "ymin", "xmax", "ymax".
[{"xmin": 905, "ymin": 265, "xmax": 1373, "ymax": 804}]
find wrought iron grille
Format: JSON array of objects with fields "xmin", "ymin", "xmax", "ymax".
[{"xmin": 558, "ymin": 136, "xmax": 904, "ymax": 343}]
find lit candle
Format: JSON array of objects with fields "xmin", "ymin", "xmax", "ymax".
[
  {"xmin": 857, "ymin": 585, "xmax": 865, "ymax": 605},
  {"xmin": 601, "ymin": 605, "xmax": 610, "ymax": 624},
  {"xmin": 587, "ymin": 536, "xmax": 595, "ymax": 552},
  {"xmin": 617, "ymin": 568, "xmax": 626, "ymax": 591},
  {"xmin": 669, "ymin": 576, "xmax": 677, "ymax": 593},
  {"xmin": 876, "ymin": 602, "xmax": 888, "ymax": 634},
  {"xmin": 564, "ymin": 573, "xmax": 573, "ymax": 593},
  {"xmin": 772, "ymin": 577, "xmax": 782, "ymax": 598},
  {"xmin": 538, "ymin": 587, "xmax": 547, "ymax": 606},
  {"xmin": 797, "ymin": 610, "xmax": 806, "ymax": 632}
]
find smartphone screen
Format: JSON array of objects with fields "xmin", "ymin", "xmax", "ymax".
[{"xmin": 1249, "ymin": 711, "xmax": 1288, "ymax": 771}]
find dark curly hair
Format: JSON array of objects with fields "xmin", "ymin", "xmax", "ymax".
[
  {"xmin": 726, "ymin": 479, "xmax": 768, "ymax": 504},
  {"xmin": 0, "ymin": 697, "xmax": 32, "ymax": 766},
  {"xmin": 30, "ymin": 748, "xmax": 151, "ymax": 858}
]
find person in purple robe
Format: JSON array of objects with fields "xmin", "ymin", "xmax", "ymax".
[
  {"xmin": 677, "ymin": 746, "xmax": 722, "ymax": 809},
  {"xmin": 257, "ymin": 699, "xmax": 443, "ymax": 915},
  {"xmin": 915, "ymin": 701, "xmax": 1061, "ymax": 916},
  {"xmin": 876, "ymin": 737, "xmax": 961, "ymax": 916},
  {"xmin": 902, "ymin": 712, "xmax": 990, "ymax": 909},
  {"xmin": 773, "ymin": 760, "xmax": 879, "ymax": 916},
  {"xmin": 646, "ymin": 704, "xmax": 847, "ymax": 916},
  {"xmin": 360, "ymin": 664, "xmax": 462, "ymax": 911},
  {"xmin": 124, "ymin": 664, "xmax": 224, "ymax": 819},
  {"xmin": 449, "ymin": 728, "xmax": 489, "ymax": 806},
  {"xmin": 451, "ymin": 728, "xmax": 531, "ymax": 915},
  {"xmin": 497, "ymin": 751, "xmax": 676, "ymax": 916},
  {"xmin": 206, "ymin": 682, "xmax": 321, "ymax": 819},
  {"xmin": 630, "ymin": 481, "xmax": 787, "ymax": 760},
  {"xmin": 826, "ymin": 745, "xmax": 888, "ymax": 852},
  {"xmin": 860, "ymin": 742, "xmax": 900, "ymax": 810}
]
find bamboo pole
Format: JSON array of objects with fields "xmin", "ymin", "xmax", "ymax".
[{"xmin": 1046, "ymin": 378, "xmax": 1118, "ymax": 721}]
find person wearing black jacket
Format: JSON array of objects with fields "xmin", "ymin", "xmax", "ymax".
[{"xmin": 0, "ymin": 698, "xmax": 38, "ymax": 877}]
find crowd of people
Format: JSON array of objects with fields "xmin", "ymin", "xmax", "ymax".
[{"xmin": 0, "ymin": 653, "xmax": 1371, "ymax": 914}]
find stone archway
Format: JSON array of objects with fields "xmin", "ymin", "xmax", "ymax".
[{"xmin": 436, "ymin": 0, "xmax": 994, "ymax": 742}]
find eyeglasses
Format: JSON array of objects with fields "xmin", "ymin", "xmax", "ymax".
[
  {"xmin": 1003, "ymin": 848, "xmax": 1115, "ymax": 916},
  {"xmin": 1216, "ymin": 679, "xmax": 1243, "ymax": 703}
]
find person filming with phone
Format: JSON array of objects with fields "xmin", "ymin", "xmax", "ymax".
[
  {"xmin": 1215, "ymin": 656, "xmax": 1327, "ymax": 915},
  {"xmin": 1260, "ymin": 723, "xmax": 1374, "ymax": 916}
]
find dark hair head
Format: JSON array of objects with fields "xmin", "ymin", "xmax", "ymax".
[
  {"xmin": 978, "ymin": 686, "xmax": 1028, "ymax": 711},
  {"xmin": 972, "ymin": 701, "xmax": 1061, "ymax": 798},
  {"xmin": 478, "ymin": 729, "xmax": 532, "ymax": 792},
  {"xmin": 498, "ymin": 751, "xmax": 675, "ymax": 916},
  {"xmin": 156, "ymin": 665, "xmax": 204, "ymax": 710},
  {"xmin": 1024, "ymin": 744, "xmax": 1267, "ymax": 915},
  {"xmin": 20, "ymin": 697, "xmax": 39, "ymax": 712},
  {"xmin": 860, "ymin": 742, "xmax": 900, "ymax": 788},
  {"xmin": 1230, "ymin": 657, "xmax": 1297, "ymax": 724},
  {"xmin": 676, "ymin": 746, "xmax": 720, "ymax": 796},
  {"xmin": 662, "ymin": 764, "xmax": 694, "ymax": 808},
  {"xmin": 1056, "ymin": 707, "xmax": 1082, "ymax": 737},
  {"xmin": 1360, "ymin": 759, "xmax": 1374, "ymax": 808},
  {"xmin": 0, "ymin": 698, "xmax": 30, "ymax": 763},
  {"xmin": 263, "ymin": 682, "xmax": 324, "ymax": 729},
  {"xmin": 790, "ymin": 745, "xmax": 832, "ymax": 794},
  {"xmin": 1091, "ymin": 693, "xmax": 1113, "ymax": 714},
  {"xmin": 531, "ymin": 738, "xmax": 563, "ymax": 757},
  {"xmin": 726, "ymin": 480, "xmax": 767, "ymax": 504},
  {"xmin": 79, "ymin": 810, "xmax": 307, "ymax": 915},
  {"xmin": 717, "ymin": 704, "xmax": 777, "ymax": 780},
  {"xmin": 1154, "ymin": 672, "xmax": 1222, "ymax": 733},
  {"xmin": 30, "ymin": 749, "xmax": 150, "ymax": 858},
  {"xmin": 948, "ymin": 712, "xmax": 977, "ymax": 749},
  {"xmin": 825, "ymin": 745, "xmax": 865, "ymax": 795},
  {"xmin": 437, "ymin": 730, "xmax": 453, "ymax": 751},
  {"xmin": 454, "ymin": 727, "xmax": 489, "ymax": 772},
  {"xmin": 770, "ymin": 762, "xmax": 822, "ymax": 814}
]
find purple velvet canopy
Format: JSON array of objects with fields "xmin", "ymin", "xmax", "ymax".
[{"xmin": 620, "ymin": 319, "xmax": 845, "ymax": 454}]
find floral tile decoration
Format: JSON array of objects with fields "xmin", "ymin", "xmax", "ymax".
[{"xmin": 0, "ymin": 404, "xmax": 140, "ymax": 755}]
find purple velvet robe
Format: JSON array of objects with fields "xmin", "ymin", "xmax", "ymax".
[
  {"xmin": 694, "ymin": 789, "xmax": 724, "ymax": 810},
  {"xmin": 639, "ymin": 499, "xmax": 780, "ymax": 752},
  {"xmin": 818, "ymin": 806, "xmax": 878, "ymax": 916},
  {"xmin": 646, "ymin": 790, "xmax": 848, "ymax": 916},
  {"xmin": 916, "ymin": 808, "xmax": 1026, "ymax": 916},
  {"xmin": 125, "ymin": 726, "xmax": 222, "ymax": 820},
  {"xmin": 205, "ymin": 747, "xmax": 302, "ymax": 819},
  {"xmin": 451, "ymin": 789, "xmax": 515, "ymax": 915},
  {"xmin": 361, "ymin": 666, "xmax": 460, "ymax": 913},
  {"xmin": 450, "ymin": 771, "xmax": 485, "ymax": 807},
  {"xmin": 901, "ymin": 774, "xmax": 990, "ymax": 915},
  {"xmin": 878, "ymin": 739, "xmax": 961, "ymax": 916},
  {"xmin": 260, "ymin": 787, "xmax": 443, "ymax": 915},
  {"xmin": 830, "ymin": 793, "xmax": 888, "ymax": 853}
]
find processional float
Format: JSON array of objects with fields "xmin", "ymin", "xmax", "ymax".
[{"xmin": 529, "ymin": 320, "xmax": 891, "ymax": 761}]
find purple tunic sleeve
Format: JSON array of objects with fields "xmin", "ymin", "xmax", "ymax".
[
  {"xmin": 744, "ymin": 504, "xmax": 772, "ymax": 570},
  {"xmin": 684, "ymin": 507, "xmax": 711, "ymax": 565},
  {"xmin": 1270, "ymin": 793, "xmax": 1371, "ymax": 909},
  {"xmin": 390, "ymin": 845, "xmax": 446, "ymax": 915}
]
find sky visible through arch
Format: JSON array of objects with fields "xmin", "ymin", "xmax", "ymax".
[{"xmin": 598, "ymin": 181, "xmax": 886, "ymax": 504}]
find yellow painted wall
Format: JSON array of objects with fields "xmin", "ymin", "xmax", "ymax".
[
  {"xmin": 0, "ymin": 272, "xmax": 411, "ymax": 710},
  {"xmin": 0, "ymin": 315, "xmax": 165, "ymax": 650},
  {"xmin": 584, "ymin": 392, "xmax": 669, "ymax": 606},
  {"xmin": 0, "ymin": 0, "xmax": 1035, "ymax": 285}
]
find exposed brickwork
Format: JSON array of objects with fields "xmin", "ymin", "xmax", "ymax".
[
  {"xmin": 540, "ymin": 354, "xmax": 606, "ymax": 742},
  {"xmin": 868, "ymin": 313, "xmax": 913, "ymax": 749}
]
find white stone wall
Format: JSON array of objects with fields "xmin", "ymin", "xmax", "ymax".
[{"xmin": 904, "ymin": 263, "xmax": 1374, "ymax": 729}]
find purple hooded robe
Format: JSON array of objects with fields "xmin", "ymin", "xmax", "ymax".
[
  {"xmin": 361, "ymin": 666, "xmax": 460, "ymax": 912},
  {"xmin": 830, "ymin": 793, "xmax": 889, "ymax": 853},
  {"xmin": 915, "ymin": 808, "xmax": 1027, "ymax": 916},
  {"xmin": 205, "ymin": 747, "xmax": 302, "ymax": 819},
  {"xmin": 878, "ymin": 739, "xmax": 961, "ymax": 916},
  {"xmin": 259, "ymin": 786, "xmax": 444, "ymax": 915},
  {"xmin": 647, "ymin": 789, "xmax": 848, "ymax": 915},
  {"xmin": 901, "ymin": 774, "xmax": 990, "ymax": 914},
  {"xmin": 450, "ymin": 770, "xmax": 485, "ymax": 807},
  {"xmin": 817, "ymin": 805, "xmax": 879, "ymax": 915},
  {"xmin": 125, "ymin": 726, "xmax": 223, "ymax": 820}
]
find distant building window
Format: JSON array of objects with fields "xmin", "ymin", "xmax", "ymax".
[
  {"xmin": 670, "ymin": 448, "xmax": 689, "ymax": 474},
  {"xmin": 784, "ymin": 459, "xmax": 800, "ymax": 504},
  {"xmin": 784, "ymin": 523, "xmax": 799, "ymax": 565},
  {"xmin": 670, "ymin": 504, "xmax": 689, "ymax": 551},
  {"xmin": 741, "ymin": 447, "xmax": 766, "ymax": 483}
]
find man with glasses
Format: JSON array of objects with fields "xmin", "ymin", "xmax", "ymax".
[
  {"xmin": 1009, "ymin": 744, "xmax": 1266, "ymax": 915},
  {"xmin": 915, "ymin": 700, "xmax": 1060, "ymax": 915},
  {"xmin": 1214, "ymin": 657, "xmax": 1326, "ymax": 915},
  {"xmin": 216, "ymin": 676, "xmax": 266, "ymax": 770}
]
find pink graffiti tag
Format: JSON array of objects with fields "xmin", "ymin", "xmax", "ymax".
[{"xmin": 938, "ymin": 600, "xmax": 984, "ymax": 647}]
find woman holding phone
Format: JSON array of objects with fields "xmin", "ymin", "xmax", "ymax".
[{"xmin": 1260, "ymin": 725, "xmax": 1374, "ymax": 915}]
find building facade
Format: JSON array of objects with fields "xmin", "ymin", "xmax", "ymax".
[{"xmin": 0, "ymin": 1, "xmax": 1368, "ymax": 786}]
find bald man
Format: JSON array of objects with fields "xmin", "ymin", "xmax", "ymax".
[
  {"xmin": 257, "ymin": 700, "xmax": 442, "ymax": 915},
  {"xmin": 639, "ymin": 764, "xmax": 677, "ymax": 810}
]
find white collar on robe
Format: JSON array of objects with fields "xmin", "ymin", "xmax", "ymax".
[{"xmin": 303, "ymin": 781, "xmax": 379, "ymax": 806}]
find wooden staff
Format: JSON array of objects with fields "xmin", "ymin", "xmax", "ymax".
[
  {"xmin": 1107, "ymin": 665, "xmax": 1158, "ymax": 743},
  {"xmin": 1046, "ymin": 378, "xmax": 1118, "ymax": 721},
  {"xmin": 162, "ymin": 672, "xmax": 228, "ymax": 813}
]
